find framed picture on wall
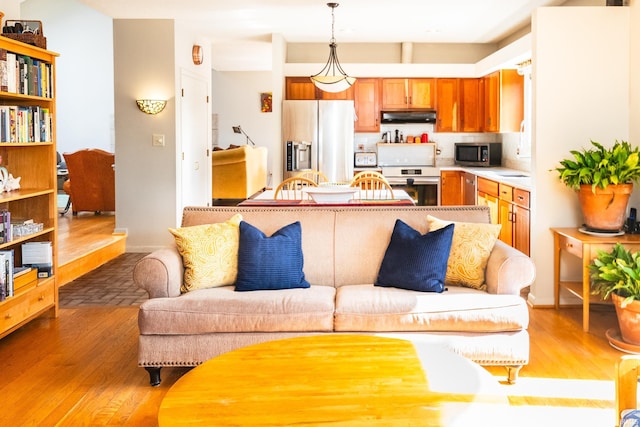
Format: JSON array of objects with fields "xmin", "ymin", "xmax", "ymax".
[{"xmin": 261, "ymin": 92, "xmax": 272, "ymax": 113}]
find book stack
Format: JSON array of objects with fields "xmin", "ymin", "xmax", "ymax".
[
  {"xmin": 0, "ymin": 48, "xmax": 53, "ymax": 97},
  {"xmin": 0, "ymin": 105, "xmax": 52, "ymax": 143}
]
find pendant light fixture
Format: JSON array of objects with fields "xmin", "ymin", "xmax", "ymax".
[{"xmin": 310, "ymin": 3, "xmax": 356, "ymax": 93}]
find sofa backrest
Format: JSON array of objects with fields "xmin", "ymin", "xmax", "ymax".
[{"xmin": 181, "ymin": 206, "xmax": 491, "ymax": 288}]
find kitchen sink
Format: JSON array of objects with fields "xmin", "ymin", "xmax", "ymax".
[{"xmin": 489, "ymin": 171, "xmax": 530, "ymax": 178}]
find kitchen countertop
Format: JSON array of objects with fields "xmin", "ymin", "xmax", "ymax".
[{"xmin": 440, "ymin": 166, "xmax": 532, "ymax": 191}]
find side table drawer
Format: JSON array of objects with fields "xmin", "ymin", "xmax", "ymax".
[{"xmin": 558, "ymin": 234, "xmax": 583, "ymax": 258}]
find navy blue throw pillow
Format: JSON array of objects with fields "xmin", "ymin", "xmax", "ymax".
[
  {"xmin": 375, "ymin": 220, "xmax": 454, "ymax": 293},
  {"xmin": 235, "ymin": 221, "xmax": 310, "ymax": 291}
]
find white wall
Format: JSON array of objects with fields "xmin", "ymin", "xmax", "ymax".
[
  {"xmin": 21, "ymin": 0, "xmax": 114, "ymax": 154},
  {"xmin": 529, "ymin": 6, "xmax": 630, "ymax": 306}
]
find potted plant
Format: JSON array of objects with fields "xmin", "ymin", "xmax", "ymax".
[
  {"xmin": 590, "ymin": 243, "xmax": 640, "ymax": 345},
  {"xmin": 555, "ymin": 140, "xmax": 640, "ymax": 231}
]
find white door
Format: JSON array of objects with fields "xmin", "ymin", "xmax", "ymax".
[{"xmin": 180, "ymin": 72, "xmax": 210, "ymax": 208}]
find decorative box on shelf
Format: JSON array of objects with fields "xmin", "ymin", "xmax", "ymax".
[{"xmin": 1, "ymin": 19, "xmax": 47, "ymax": 49}]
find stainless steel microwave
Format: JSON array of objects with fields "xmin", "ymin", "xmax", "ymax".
[{"xmin": 454, "ymin": 142, "xmax": 502, "ymax": 167}]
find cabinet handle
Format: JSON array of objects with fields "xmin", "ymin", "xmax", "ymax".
[
  {"xmin": 517, "ymin": 195, "xmax": 525, "ymax": 201},
  {"xmin": 5, "ymin": 314, "xmax": 11, "ymax": 319},
  {"xmin": 38, "ymin": 295, "xmax": 45, "ymax": 301},
  {"xmin": 565, "ymin": 242, "xmax": 574, "ymax": 249}
]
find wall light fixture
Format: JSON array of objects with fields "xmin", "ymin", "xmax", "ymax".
[{"xmin": 136, "ymin": 99, "xmax": 167, "ymax": 115}]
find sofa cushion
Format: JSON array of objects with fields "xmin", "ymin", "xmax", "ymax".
[
  {"xmin": 334, "ymin": 284, "xmax": 529, "ymax": 332},
  {"xmin": 375, "ymin": 220, "xmax": 454, "ymax": 293},
  {"xmin": 168, "ymin": 213, "xmax": 243, "ymax": 293},
  {"xmin": 235, "ymin": 221, "xmax": 310, "ymax": 291},
  {"xmin": 138, "ymin": 285, "xmax": 336, "ymax": 334},
  {"xmin": 427, "ymin": 215, "xmax": 501, "ymax": 290}
]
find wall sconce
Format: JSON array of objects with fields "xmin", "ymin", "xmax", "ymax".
[
  {"xmin": 192, "ymin": 45, "xmax": 203, "ymax": 65},
  {"xmin": 136, "ymin": 99, "xmax": 167, "ymax": 115}
]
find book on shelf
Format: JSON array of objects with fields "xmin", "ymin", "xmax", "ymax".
[
  {"xmin": 0, "ymin": 48, "xmax": 52, "ymax": 97},
  {"xmin": 0, "ymin": 249, "xmax": 14, "ymax": 300},
  {"xmin": 21, "ymin": 241, "xmax": 52, "ymax": 278}
]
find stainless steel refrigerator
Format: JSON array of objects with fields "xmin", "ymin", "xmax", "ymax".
[{"xmin": 283, "ymin": 100, "xmax": 355, "ymax": 183}]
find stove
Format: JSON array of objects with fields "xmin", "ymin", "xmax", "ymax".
[{"xmin": 376, "ymin": 143, "xmax": 440, "ymax": 206}]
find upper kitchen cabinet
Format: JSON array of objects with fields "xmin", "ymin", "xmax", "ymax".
[
  {"xmin": 285, "ymin": 77, "xmax": 354, "ymax": 100},
  {"xmin": 435, "ymin": 79, "xmax": 459, "ymax": 132},
  {"xmin": 482, "ymin": 70, "xmax": 523, "ymax": 133},
  {"xmin": 459, "ymin": 78, "xmax": 483, "ymax": 133},
  {"xmin": 354, "ymin": 78, "xmax": 380, "ymax": 132},
  {"xmin": 381, "ymin": 78, "xmax": 435, "ymax": 110}
]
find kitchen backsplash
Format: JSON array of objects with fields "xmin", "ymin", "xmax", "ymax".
[{"xmin": 354, "ymin": 123, "xmax": 531, "ymax": 172}]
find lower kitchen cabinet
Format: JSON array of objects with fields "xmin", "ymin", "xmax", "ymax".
[
  {"xmin": 476, "ymin": 177, "xmax": 499, "ymax": 224},
  {"xmin": 440, "ymin": 170, "xmax": 463, "ymax": 205},
  {"xmin": 497, "ymin": 183, "xmax": 530, "ymax": 256}
]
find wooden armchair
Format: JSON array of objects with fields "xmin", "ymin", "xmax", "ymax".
[{"xmin": 62, "ymin": 149, "xmax": 115, "ymax": 215}]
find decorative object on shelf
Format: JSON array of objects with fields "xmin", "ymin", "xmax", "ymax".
[
  {"xmin": 192, "ymin": 44, "xmax": 203, "ymax": 65},
  {"xmin": 1, "ymin": 19, "xmax": 47, "ymax": 49},
  {"xmin": 4, "ymin": 173, "xmax": 20, "ymax": 192},
  {"xmin": 555, "ymin": 139, "xmax": 640, "ymax": 231},
  {"xmin": 590, "ymin": 243, "xmax": 640, "ymax": 347},
  {"xmin": 232, "ymin": 125, "xmax": 256, "ymax": 146},
  {"xmin": 261, "ymin": 92, "xmax": 272, "ymax": 113},
  {"xmin": 310, "ymin": 3, "xmax": 355, "ymax": 94},
  {"xmin": 136, "ymin": 99, "xmax": 167, "ymax": 115}
]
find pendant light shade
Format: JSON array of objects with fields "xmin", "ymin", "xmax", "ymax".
[{"xmin": 310, "ymin": 3, "xmax": 355, "ymax": 93}]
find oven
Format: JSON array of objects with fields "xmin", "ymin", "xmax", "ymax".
[{"xmin": 377, "ymin": 143, "xmax": 440, "ymax": 206}]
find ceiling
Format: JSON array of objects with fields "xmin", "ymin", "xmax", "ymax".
[{"xmin": 79, "ymin": 0, "xmax": 568, "ymax": 69}]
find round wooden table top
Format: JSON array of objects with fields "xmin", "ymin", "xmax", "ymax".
[{"xmin": 158, "ymin": 335, "xmax": 510, "ymax": 427}]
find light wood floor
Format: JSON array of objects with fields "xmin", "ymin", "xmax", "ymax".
[
  {"xmin": 57, "ymin": 212, "xmax": 127, "ymax": 286},
  {"xmin": 0, "ymin": 301, "xmax": 627, "ymax": 426}
]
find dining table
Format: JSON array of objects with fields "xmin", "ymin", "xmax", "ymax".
[{"xmin": 238, "ymin": 189, "xmax": 416, "ymax": 207}]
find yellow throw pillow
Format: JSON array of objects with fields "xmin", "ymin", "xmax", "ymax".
[
  {"xmin": 426, "ymin": 215, "xmax": 501, "ymax": 290},
  {"xmin": 169, "ymin": 214, "xmax": 243, "ymax": 293}
]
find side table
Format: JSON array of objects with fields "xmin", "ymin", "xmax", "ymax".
[{"xmin": 551, "ymin": 227, "xmax": 640, "ymax": 332}]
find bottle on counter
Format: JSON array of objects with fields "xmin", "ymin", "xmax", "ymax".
[{"xmin": 394, "ymin": 129, "xmax": 400, "ymax": 143}]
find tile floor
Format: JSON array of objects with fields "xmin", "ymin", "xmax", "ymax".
[{"xmin": 59, "ymin": 252, "xmax": 150, "ymax": 307}]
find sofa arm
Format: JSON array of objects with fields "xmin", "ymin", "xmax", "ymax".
[
  {"xmin": 484, "ymin": 240, "xmax": 536, "ymax": 295},
  {"xmin": 133, "ymin": 247, "xmax": 184, "ymax": 299}
]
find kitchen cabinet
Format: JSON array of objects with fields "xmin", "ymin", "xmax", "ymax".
[
  {"xmin": 476, "ymin": 177, "xmax": 499, "ymax": 224},
  {"xmin": 381, "ymin": 78, "xmax": 434, "ymax": 110},
  {"xmin": 435, "ymin": 79, "xmax": 458, "ymax": 132},
  {"xmin": 482, "ymin": 70, "xmax": 524, "ymax": 133},
  {"xmin": 440, "ymin": 170, "xmax": 463, "ymax": 206},
  {"xmin": 497, "ymin": 183, "xmax": 530, "ymax": 256},
  {"xmin": 459, "ymin": 78, "xmax": 483, "ymax": 132},
  {"xmin": 354, "ymin": 78, "xmax": 380, "ymax": 132},
  {"xmin": 285, "ymin": 77, "xmax": 354, "ymax": 100},
  {"xmin": 463, "ymin": 172, "xmax": 476, "ymax": 205}
]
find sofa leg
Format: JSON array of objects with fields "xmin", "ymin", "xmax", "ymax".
[
  {"xmin": 505, "ymin": 365, "xmax": 522, "ymax": 384},
  {"xmin": 145, "ymin": 367, "xmax": 162, "ymax": 386}
]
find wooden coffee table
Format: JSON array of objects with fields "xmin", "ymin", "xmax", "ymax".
[{"xmin": 158, "ymin": 335, "xmax": 509, "ymax": 426}]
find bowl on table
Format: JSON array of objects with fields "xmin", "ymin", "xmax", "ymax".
[{"xmin": 302, "ymin": 186, "xmax": 358, "ymax": 204}]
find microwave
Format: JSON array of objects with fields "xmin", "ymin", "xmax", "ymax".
[{"xmin": 454, "ymin": 143, "xmax": 502, "ymax": 167}]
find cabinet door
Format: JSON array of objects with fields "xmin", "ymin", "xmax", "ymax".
[
  {"xmin": 483, "ymin": 71, "xmax": 500, "ymax": 132},
  {"xmin": 354, "ymin": 78, "xmax": 380, "ymax": 132},
  {"xmin": 477, "ymin": 191, "xmax": 499, "ymax": 225},
  {"xmin": 435, "ymin": 79, "xmax": 458, "ymax": 132},
  {"xmin": 459, "ymin": 78, "xmax": 482, "ymax": 132},
  {"xmin": 463, "ymin": 172, "xmax": 476, "ymax": 205},
  {"xmin": 409, "ymin": 78, "xmax": 435, "ymax": 109},
  {"xmin": 286, "ymin": 77, "xmax": 318, "ymax": 100},
  {"xmin": 381, "ymin": 79, "xmax": 408, "ymax": 109},
  {"xmin": 440, "ymin": 170, "xmax": 463, "ymax": 206},
  {"xmin": 513, "ymin": 205, "xmax": 530, "ymax": 256},
  {"xmin": 499, "ymin": 69, "xmax": 524, "ymax": 132},
  {"xmin": 498, "ymin": 199, "xmax": 513, "ymax": 246}
]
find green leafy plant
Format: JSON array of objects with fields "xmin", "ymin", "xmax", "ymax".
[
  {"xmin": 589, "ymin": 243, "xmax": 640, "ymax": 307},
  {"xmin": 555, "ymin": 140, "xmax": 640, "ymax": 191}
]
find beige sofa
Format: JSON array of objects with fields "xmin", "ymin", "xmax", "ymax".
[
  {"xmin": 211, "ymin": 145, "xmax": 268, "ymax": 200},
  {"xmin": 134, "ymin": 206, "xmax": 535, "ymax": 386}
]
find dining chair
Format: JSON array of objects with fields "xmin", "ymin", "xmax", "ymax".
[
  {"xmin": 350, "ymin": 175, "xmax": 395, "ymax": 200},
  {"xmin": 351, "ymin": 170, "xmax": 389, "ymax": 184},
  {"xmin": 295, "ymin": 170, "xmax": 329, "ymax": 184},
  {"xmin": 274, "ymin": 176, "xmax": 318, "ymax": 200}
]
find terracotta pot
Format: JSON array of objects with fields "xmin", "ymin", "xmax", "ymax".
[
  {"xmin": 612, "ymin": 293, "xmax": 640, "ymax": 346},
  {"xmin": 578, "ymin": 183, "xmax": 633, "ymax": 231}
]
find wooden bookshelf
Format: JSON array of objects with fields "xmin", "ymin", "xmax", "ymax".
[{"xmin": 0, "ymin": 35, "xmax": 59, "ymax": 339}]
